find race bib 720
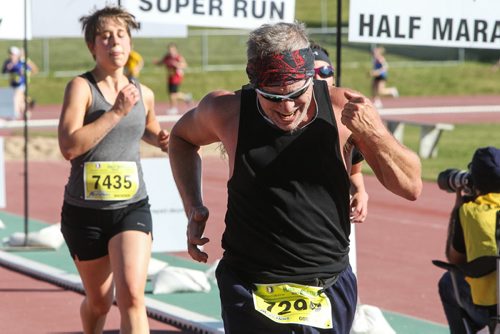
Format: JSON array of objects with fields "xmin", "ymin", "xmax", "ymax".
[{"xmin": 252, "ymin": 282, "xmax": 333, "ymax": 329}]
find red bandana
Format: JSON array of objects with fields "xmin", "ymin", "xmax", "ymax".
[{"xmin": 246, "ymin": 48, "xmax": 315, "ymax": 87}]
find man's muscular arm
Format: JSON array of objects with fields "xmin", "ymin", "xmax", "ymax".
[{"xmin": 340, "ymin": 91, "xmax": 422, "ymax": 200}]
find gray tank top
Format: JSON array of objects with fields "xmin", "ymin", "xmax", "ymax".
[{"xmin": 63, "ymin": 72, "xmax": 148, "ymax": 209}]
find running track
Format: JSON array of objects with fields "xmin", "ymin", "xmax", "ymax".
[{"xmin": 1, "ymin": 96, "xmax": 499, "ymax": 333}]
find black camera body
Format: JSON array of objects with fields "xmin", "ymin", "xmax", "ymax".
[{"xmin": 437, "ymin": 168, "xmax": 474, "ymax": 194}]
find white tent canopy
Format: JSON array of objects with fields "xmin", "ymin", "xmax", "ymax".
[
  {"xmin": 0, "ymin": 0, "xmax": 187, "ymax": 40},
  {"xmin": 0, "ymin": 0, "xmax": 31, "ymax": 40}
]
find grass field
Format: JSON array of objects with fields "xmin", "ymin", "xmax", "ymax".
[
  {"xmin": 1, "ymin": 1, "xmax": 498, "ymax": 104},
  {"xmin": 365, "ymin": 124, "xmax": 500, "ymax": 182},
  {"xmin": 3, "ymin": 38, "xmax": 498, "ymax": 106}
]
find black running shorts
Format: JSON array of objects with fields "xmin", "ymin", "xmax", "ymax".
[{"xmin": 60, "ymin": 198, "xmax": 153, "ymax": 261}]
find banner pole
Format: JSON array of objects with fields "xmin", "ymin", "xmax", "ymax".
[
  {"xmin": 22, "ymin": 0, "xmax": 29, "ymax": 246},
  {"xmin": 336, "ymin": 0, "xmax": 342, "ymax": 87}
]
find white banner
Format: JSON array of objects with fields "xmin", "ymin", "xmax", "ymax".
[
  {"xmin": 123, "ymin": 0, "xmax": 295, "ymax": 29},
  {"xmin": 0, "ymin": 0, "xmax": 31, "ymax": 40},
  {"xmin": 141, "ymin": 158, "xmax": 188, "ymax": 253},
  {"xmin": 31, "ymin": 0, "xmax": 187, "ymax": 38},
  {"xmin": 348, "ymin": 0, "xmax": 500, "ymax": 49}
]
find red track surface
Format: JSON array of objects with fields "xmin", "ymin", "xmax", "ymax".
[{"xmin": 1, "ymin": 95, "xmax": 500, "ymax": 332}]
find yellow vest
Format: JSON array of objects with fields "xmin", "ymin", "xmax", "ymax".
[{"xmin": 459, "ymin": 192, "xmax": 499, "ymax": 306}]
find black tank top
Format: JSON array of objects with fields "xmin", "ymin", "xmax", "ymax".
[{"xmin": 223, "ymin": 80, "xmax": 351, "ymax": 283}]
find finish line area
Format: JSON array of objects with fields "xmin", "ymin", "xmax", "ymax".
[
  {"xmin": 3, "ymin": 96, "xmax": 499, "ymax": 332},
  {"xmin": 0, "ymin": 211, "xmax": 447, "ymax": 333}
]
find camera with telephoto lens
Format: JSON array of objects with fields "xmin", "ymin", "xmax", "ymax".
[{"xmin": 437, "ymin": 168, "xmax": 473, "ymax": 193}]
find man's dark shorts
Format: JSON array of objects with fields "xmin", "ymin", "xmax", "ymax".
[
  {"xmin": 215, "ymin": 259, "xmax": 358, "ymax": 334},
  {"xmin": 60, "ymin": 198, "xmax": 152, "ymax": 261}
]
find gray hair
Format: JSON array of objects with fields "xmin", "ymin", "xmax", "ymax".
[{"xmin": 246, "ymin": 21, "xmax": 310, "ymax": 62}]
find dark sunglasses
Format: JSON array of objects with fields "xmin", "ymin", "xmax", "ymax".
[
  {"xmin": 314, "ymin": 65, "xmax": 334, "ymax": 78},
  {"xmin": 255, "ymin": 78, "xmax": 312, "ymax": 103}
]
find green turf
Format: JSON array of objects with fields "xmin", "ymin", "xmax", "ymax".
[
  {"xmin": 384, "ymin": 311, "xmax": 449, "ymax": 334},
  {"xmin": 0, "ymin": 211, "xmax": 450, "ymax": 332},
  {"xmin": 0, "ymin": 211, "xmax": 221, "ymax": 317}
]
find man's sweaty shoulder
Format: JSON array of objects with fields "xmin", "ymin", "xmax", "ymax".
[
  {"xmin": 196, "ymin": 89, "xmax": 241, "ymax": 130},
  {"xmin": 201, "ymin": 90, "xmax": 241, "ymax": 161},
  {"xmin": 199, "ymin": 89, "xmax": 241, "ymax": 113},
  {"xmin": 172, "ymin": 89, "xmax": 241, "ymax": 162}
]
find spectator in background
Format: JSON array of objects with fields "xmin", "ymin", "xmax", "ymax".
[
  {"xmin": 124, "ymin": 48, "xmax": 144, "ymax": 80},
  {"xmin": 311, "ymin": 41, "xmax": 368, "ymax": 223},
  {"xmin": 154, "ymin": 42, "xmax": 192, "ymax": 115},
  {"xmin": 2, "ymin": 46, "xmax": 38, "ymax": 119},
  {"xmin": 310, "ymin": 42, "xmax": 335, "ymax": 86},
  {"xmin": 492, "ymin": 57, "xmax": 500, "ymax": 72},
  {"xmin": 438, "ymin": 146, "xmax": 499, "ymax": 334},
  {"xmin": 370, "ymin": 46, "xmax": 398, "ymax": 109}
]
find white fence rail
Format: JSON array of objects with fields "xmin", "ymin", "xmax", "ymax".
[{"xmin": 0, "ymin": 115, "xmax": 181, "ymax": 130}]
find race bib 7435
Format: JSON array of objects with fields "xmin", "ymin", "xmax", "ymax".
[{"xmin": 84, "ymin": 161, "xmax": 139, "ymax": 201}]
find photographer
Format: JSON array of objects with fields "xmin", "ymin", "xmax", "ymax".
[{"xmin": 438, "ymin": 146, "xmax": 500, "ymax": 333}]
